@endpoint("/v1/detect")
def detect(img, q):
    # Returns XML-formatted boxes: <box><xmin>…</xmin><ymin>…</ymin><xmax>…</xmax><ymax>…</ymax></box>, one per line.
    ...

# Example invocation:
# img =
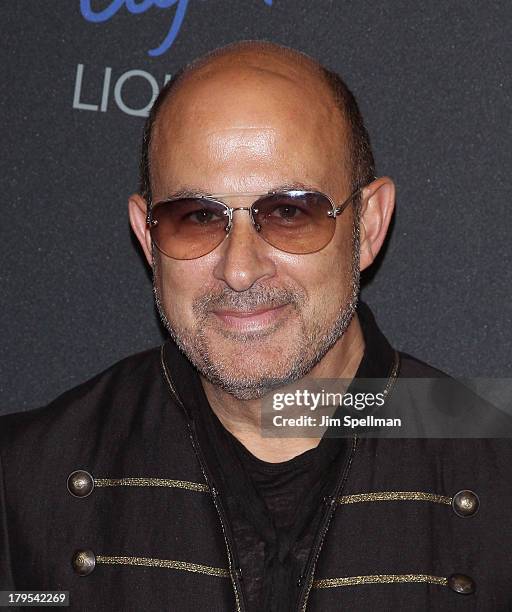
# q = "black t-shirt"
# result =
<box><xmin>206</xmin><ymin>409</ymin><xmax>347</xmax><ymax>611</ymax></box>
<box><xmin>229</xmin><ymin>432</ymin><xmax>338</xmax><ymax>534</ymax></box>
<box><xmin>228</xmin><ymin>427</ymin><xmax>346</xmax><ymax>610</ymax></box>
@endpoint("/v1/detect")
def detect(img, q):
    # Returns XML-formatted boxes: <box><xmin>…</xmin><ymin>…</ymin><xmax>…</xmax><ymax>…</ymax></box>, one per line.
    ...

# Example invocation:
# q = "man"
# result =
<box><xmin>1</xmin><ymin>41</ymin><xmax>511</xmax><ymax>611</ymax></box>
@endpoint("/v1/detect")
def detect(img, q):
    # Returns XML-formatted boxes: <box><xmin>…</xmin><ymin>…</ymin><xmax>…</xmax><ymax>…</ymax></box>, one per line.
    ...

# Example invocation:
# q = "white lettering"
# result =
<box><xmin>100</xmin><ymin>67</ymin><xmax>112</xmax><ymax>112</ymax></box>
<box><xmin>72</xmin><ymin>64</ymin><xmax>171</xmax><ymax>117</ymax></box>
<box><xmin>73</xmin><ymin>64</ymin><xmax>99</xmax><ymax>111</ymax></box>
<box><xmin>114</xmin><ymin>69</ymin><xmax>159</xmax><ymax>117</ymax></box>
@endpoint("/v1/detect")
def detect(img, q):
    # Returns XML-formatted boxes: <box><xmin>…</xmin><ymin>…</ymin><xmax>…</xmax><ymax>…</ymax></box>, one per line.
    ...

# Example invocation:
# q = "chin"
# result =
<box><xmin>200</xmin><ymin>362</ymin><xmax>301</xmax><ymax>401</ymax></box>
<box><xmin>195</xmin><ymin>336</ymin><xmax>319</xmax><ymax>400</ymax></box>
<box><xmin>206</xmin><ymin>339</ymin><xmax>294</xmax><ymax>375</ymax></box>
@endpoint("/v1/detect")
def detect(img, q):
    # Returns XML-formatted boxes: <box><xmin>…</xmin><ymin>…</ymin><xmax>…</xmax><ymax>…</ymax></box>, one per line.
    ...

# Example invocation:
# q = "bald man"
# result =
<box><xmin>2</xmin><ymin>41</ymin><xmax>512</xmax><ymax>611</ymax></box>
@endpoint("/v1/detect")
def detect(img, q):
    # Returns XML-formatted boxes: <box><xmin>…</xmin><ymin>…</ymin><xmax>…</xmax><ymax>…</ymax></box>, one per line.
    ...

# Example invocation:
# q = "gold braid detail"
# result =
<box><xmin>338</xmin><ymin>491</ymin><xmax>452</xmax><ymax>505</ymax></box>
<box><xmin>96</xmin><ymin>555</ymin><xmax>228</xmax><ymax>577</ymax></box>
<box><xmin>94</xmin><ymin>477</ymin><xmax>209</xmax><ymax>492</ymax></box>
<box><xmin>314</xmin><ymin>574</ymin><xmax>448</xmax><ymax>589</ymax></box>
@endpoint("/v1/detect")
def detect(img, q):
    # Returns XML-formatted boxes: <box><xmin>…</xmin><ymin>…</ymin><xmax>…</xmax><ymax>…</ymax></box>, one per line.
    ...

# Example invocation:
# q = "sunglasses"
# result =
<box><xmin>146</xmin><ymin>186</ymin><xmax>363</xmax><ymax>260</ymax></box>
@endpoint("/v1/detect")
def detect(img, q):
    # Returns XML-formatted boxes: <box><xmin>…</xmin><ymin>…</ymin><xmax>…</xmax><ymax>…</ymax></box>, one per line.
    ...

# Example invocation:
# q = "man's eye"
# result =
<box><xmin>185</xmin><ymin>209</ymin><xmax>217</xmax><ymax>224</ymax></box>
<box><xmin>271</xmin><ymin>205</ymin><xmax>303</xmax><ymax>219</ymax></box>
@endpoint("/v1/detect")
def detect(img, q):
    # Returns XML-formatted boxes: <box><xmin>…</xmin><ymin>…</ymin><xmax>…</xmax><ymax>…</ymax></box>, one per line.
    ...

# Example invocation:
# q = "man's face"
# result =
<box><xmin>148</xmin><ymin>57</ymin><xmax>360</xmax><ymax>399</ymax></box>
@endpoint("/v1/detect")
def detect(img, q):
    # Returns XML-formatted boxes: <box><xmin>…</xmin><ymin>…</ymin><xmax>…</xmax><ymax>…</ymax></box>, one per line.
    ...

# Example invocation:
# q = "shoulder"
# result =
<box><xmin>394</xmin><ymin>351</ymin><xmax>512</xmax><ymax>437</ymax></box>
<box><xmin>0</xmin><ymin>346</ymin><xmax>163</xmax><ymax>453</ymax></box>
<box><xmin>397</xmin><ymin>350</ymin><xmax>451</xmax><ymax>379</ymax></box>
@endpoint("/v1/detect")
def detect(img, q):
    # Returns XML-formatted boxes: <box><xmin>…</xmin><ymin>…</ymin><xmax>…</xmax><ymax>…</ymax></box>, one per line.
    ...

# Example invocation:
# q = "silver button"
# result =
<box><xmin>447</xmin><ymin>573</ymin><xmax>475</xmax><ymax>594</ymax></box>
<box><xmin>67</xmin><ymin>470</ymin><xmax>94</xmax><ymax>498</ymax></box>
<box><xmin>452</xmin><ymin>490</ymin><xmax>479</xmax><ymax>517</ymax></box>
<box><xmin>71</xmin><ymin>549</ymin><xmax>96</xmax><ymax>576</ymax></box>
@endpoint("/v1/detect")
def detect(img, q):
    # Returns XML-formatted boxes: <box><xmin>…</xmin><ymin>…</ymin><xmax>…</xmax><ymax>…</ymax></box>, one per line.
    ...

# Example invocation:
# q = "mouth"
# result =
<box><xmin>210</xmin><ymin>303</ymin><xmax>291</xmax><ymax>333</ymax></box>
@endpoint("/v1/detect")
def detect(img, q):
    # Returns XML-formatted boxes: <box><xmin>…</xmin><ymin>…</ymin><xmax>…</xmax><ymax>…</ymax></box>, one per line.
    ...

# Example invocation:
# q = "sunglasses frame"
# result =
<box><xmin>146</xmin><ymin>186</ymin><xmax>363</xmax><ymax>258</ymax></box>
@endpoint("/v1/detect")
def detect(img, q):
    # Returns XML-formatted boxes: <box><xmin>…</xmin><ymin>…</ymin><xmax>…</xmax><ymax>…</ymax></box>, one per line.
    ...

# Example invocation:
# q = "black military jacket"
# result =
<box><xmin>1</xmin><ymin>302</ymin><xmax>512</xmax><ymax>611</ymax></box>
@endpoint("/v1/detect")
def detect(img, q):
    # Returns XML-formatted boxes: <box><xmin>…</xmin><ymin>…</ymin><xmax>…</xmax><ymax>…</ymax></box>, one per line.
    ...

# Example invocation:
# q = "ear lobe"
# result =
<box><xmin>128</xmin><ymin>193</ymin><xmax>153</xmax><ymax>266</ymax></box>
<box><xmin>358</xmin><ymin>177</ymin><xmax>395</xmax><ymax>272</ymax></box>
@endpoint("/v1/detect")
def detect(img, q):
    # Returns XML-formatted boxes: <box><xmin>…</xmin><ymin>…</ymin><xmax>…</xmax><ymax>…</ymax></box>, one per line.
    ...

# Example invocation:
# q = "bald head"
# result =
<box><xmin>140</xmin><ymin>41</ymin><xmax>374</xmax><ymax>205</ymax></box>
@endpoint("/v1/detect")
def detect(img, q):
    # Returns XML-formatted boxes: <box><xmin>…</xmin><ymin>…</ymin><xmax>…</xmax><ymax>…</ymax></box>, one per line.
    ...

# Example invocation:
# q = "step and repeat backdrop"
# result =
<box><xmin>1</xmin><ymin>1</ymin><xmax>511</xmax><ymax>413</ymax></box>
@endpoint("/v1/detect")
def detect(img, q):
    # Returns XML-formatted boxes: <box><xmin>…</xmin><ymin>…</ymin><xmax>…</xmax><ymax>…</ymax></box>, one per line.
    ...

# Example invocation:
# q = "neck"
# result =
<box><xmin>200</xmin><ymin>314</ymin><xmax>365</xmax><ymax>463</ymax></box>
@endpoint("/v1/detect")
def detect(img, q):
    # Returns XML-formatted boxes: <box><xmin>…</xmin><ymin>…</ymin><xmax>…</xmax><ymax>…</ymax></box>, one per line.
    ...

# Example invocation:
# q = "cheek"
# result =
<box><xmin>283</xmin><ymin>250</ymin><xmax>355</xmax><ymax>312</ymax></box>
<box><xmin>156</xmin><ymin>256</ymin><xmax>216</xmax><ymax>324</ymax></box>
<box><xmin>292</xmin><ymin>226</ymin><xmax>356</xmax><ymax>312</ymax></box>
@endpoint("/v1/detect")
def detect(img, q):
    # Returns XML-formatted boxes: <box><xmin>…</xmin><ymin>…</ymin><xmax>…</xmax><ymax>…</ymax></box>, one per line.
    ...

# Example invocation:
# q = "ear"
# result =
<box><xmin>358</xmin><ymin>177</ymin><xmax>395</xmax><ymax>272</ymax></box>
<box><xmin>128</xmin><ymin>193</ymin><xmax>153</xmax><ymax>266</ymax></box>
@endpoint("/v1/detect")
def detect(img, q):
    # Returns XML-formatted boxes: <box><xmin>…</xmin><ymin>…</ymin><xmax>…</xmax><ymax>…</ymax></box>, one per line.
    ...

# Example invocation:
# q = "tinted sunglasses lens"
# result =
<box><xmin>253</xmin><ymin>192</ymin><xmax>335</xmax><ymax>254</ymax></box>
<box><xmin>151</xmin><ymin>198</ymin><xmax>228</xmax><ymax>259</ymax></box>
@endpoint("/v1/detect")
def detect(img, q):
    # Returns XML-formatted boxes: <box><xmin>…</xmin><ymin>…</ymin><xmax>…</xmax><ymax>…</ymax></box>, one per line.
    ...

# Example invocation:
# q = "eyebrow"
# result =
<box><xmin>159</xmin><ymin>181</ymin><xmax>323</xmax><ymax>200</ymax></box>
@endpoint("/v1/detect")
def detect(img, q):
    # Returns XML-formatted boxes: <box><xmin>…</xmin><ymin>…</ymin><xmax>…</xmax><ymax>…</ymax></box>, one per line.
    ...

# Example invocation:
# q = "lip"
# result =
<box><xmin>211</xmin><ymin>304</ymin><xmax>290</xmax><ymax>332</ymax></box>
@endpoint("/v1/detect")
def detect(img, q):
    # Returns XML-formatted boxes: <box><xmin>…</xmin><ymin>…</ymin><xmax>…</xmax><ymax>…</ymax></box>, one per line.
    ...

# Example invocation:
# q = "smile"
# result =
<box><xmin>211</xmin><ymin>303</ymin><xmax>290</xmax><ymax>333</ymax></box>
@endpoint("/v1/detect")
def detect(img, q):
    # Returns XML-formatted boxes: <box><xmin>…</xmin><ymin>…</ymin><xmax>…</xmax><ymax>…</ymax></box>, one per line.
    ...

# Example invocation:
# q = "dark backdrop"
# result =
<box><xmin>2</xmin><ymin>1</ymin><xmax>511</xmax><ymax>415</ymax></box>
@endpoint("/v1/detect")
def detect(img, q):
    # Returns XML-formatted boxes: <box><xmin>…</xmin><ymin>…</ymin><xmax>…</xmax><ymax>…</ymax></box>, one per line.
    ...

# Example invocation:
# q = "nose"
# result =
<box><xmin>212</xmin><ymin>207</ymin><xmax>276</xmax><ymax>292</ymax></box>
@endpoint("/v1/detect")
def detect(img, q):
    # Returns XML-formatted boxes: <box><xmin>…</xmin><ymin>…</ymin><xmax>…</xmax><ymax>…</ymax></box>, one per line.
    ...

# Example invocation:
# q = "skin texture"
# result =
<box><xmin>129</xmin><ymin>43</ymin><xmax>395</xmax><ymax>461</ymax></box>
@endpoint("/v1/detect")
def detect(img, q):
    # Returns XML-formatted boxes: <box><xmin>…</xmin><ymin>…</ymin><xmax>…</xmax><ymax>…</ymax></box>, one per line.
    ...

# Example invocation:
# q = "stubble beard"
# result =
<box><xmin>152</xmin><ymin>220</ymin><xmax>361</xmax><ymax>400</ymax></box>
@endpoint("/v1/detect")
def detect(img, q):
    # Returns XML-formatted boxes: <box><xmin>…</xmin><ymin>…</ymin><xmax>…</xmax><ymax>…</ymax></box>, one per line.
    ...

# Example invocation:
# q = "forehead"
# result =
<box><xmin>149</xmin><ymin>56</ymin><xmax>349</xmax><ymax>195</ymax></box>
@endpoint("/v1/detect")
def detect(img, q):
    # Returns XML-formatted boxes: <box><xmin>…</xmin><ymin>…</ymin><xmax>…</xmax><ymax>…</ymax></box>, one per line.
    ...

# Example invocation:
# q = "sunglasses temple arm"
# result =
<box><xmin>334</xmin><ymin>188</ymin><xmax>362</xmax><ymax>216</ymax></box>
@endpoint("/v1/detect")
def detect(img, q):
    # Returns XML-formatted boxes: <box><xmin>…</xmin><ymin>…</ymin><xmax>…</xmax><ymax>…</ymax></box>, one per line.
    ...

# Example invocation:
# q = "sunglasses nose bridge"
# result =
<box><xmin>225</xmin><ymin>205</ymin><xmax>261</xmax><ymax>234</ymax></box>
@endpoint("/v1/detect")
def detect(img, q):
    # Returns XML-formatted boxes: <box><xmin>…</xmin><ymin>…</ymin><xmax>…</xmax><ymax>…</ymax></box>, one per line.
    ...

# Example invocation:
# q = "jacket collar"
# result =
<box><xmin>353</xmin><ymin>300</ymin><xmax>397</xmax><ymax>379</ymax></box>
